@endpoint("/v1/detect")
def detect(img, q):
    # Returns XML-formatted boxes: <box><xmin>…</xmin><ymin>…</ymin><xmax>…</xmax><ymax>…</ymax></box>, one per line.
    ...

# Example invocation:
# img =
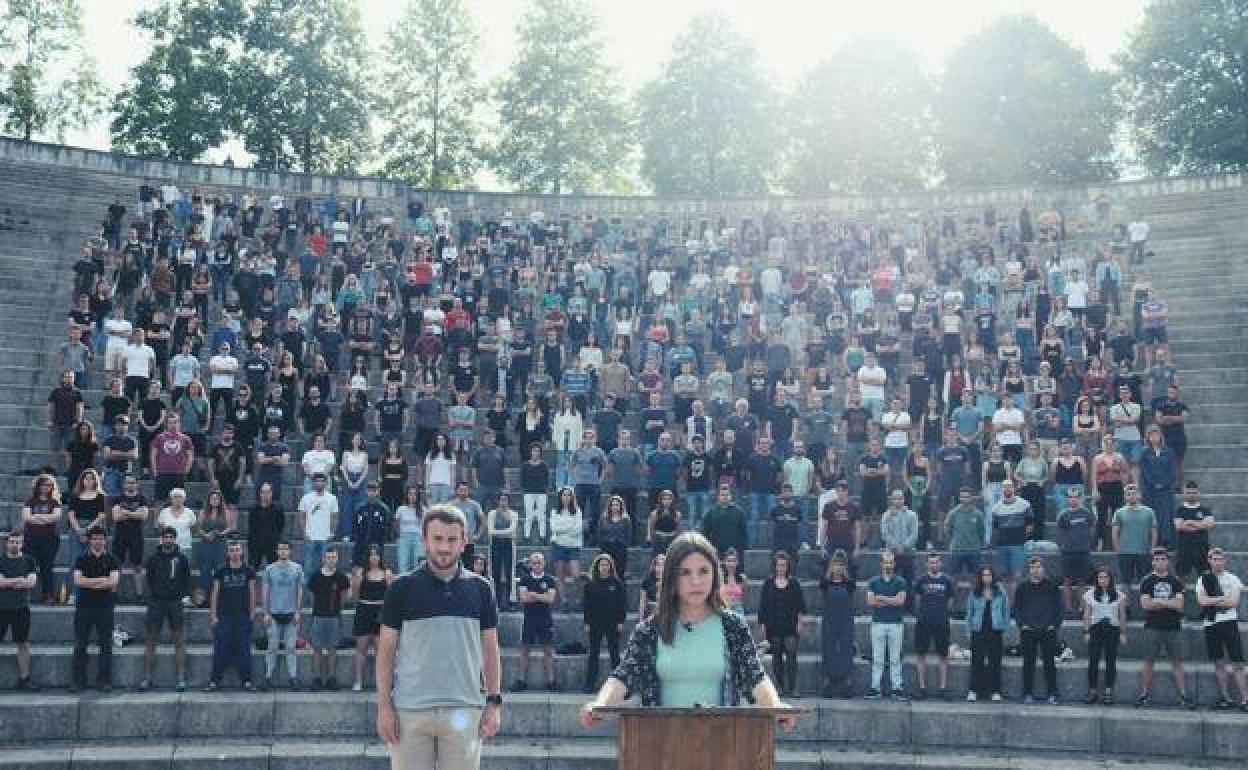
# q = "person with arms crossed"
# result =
<box><xmin>376</xmin><ymin>505</ymin><xmax>502</xmax><ymax>770</ymax></box>
<box><xmin>913</xmin><ymin>553</ymin><xmax>955</xmax><ymax>700</ymax></box>
<box><xmin>1136</xmin><ymin>548</ymin><xmax>1194</xmax><ymax>709</ymax></box>
<box><xmin>139</xmin><ymin>527</ymin><xmax>191</xmax><ymax>692</ymax></box>
<box><xmin>1196</xmin><ymin>548</ymin><xmax>1247</xmax><ymax>711</ymax></box>
<box><xmin>0</xmin><ymin>531</ymin><xmax>39</xmax><ymax>690</ymax></box>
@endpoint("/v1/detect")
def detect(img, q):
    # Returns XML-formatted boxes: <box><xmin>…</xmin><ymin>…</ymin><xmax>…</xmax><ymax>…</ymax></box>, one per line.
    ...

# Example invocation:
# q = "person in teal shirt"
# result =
<box><xmin>579</xmin><ymin>533</ymin><xmax>797</xmax><ymax>732</ymax></box>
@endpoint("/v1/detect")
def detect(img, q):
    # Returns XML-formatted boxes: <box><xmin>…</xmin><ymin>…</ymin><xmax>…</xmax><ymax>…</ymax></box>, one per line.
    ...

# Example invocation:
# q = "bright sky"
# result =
<box><xmin>73</xmin><ymin>0</ymin><xmax>1147</xmax><ymax>160</ymax></box>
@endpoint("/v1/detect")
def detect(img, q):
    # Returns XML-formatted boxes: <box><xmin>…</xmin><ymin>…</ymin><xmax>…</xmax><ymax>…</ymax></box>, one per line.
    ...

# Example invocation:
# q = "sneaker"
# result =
<box><xmin>966</xmin><ymin>692</ymin><xmax>978</xmax><ymax>702</ymax></box>
<box><xmin>288</xmin><ymin>679</ymin><xmax>300</xmax><ymax>692</ymax></box>
<box><xmin>546</xmin><ymin>680</ymin><xmax>559</xmax><ymax>693</ymax></box>
<box><xmin>258</xmin><ymin>679</ymin><xmax>272</xmax><ymax>693</ymax></box>
<box><xmin>990</xmin><ymin>693</ymin><xmax>1002</xmax><ymax>702</ymax></box>
<box><xmin>15</xmin><ymin>677</ymin><xmax>39</xmax><ymax>692</ymax></box>
<box><xmin>938</xmin><ymin>689</ymin><xmax>951</xmax><ymax>702</ymax></box>
<box><xmin>325</xmin><ymin>677</ymin><xmax>338</xmax><ymax>691</ymax></box>
<box><xmin>1084</xmin><ymin>690</ymin><xmax>1098</xmax><ymax>704</ymax></box>
<box><xmin>203</xmin><ymin>681</ymin><xmax>218</xmax><ymax>693</ymax></box>
<box><xmin>511</xmin><ymin>679</ymin><xmax>528</xmax><ymax>693</ymax></box>
<box><xmin>175</xmin><ymin>681</ymin><xmax>186</xmax><ymax>693</ymax></box>
<box><xmin>1101</xmin><ymin>689</ymin><xmax>1112</xmax><ymax>705</ymax></box>
<box><xmin>242</xmin><ymin>680</ymin><xmax>255</xmax><ymax>692</ymax></box>
<box><xmin>864</xmin><ymin>688</ymin><xmax>882</xmax><ymax>699</ymax></box>
<box><xmin>311</xmin><ymin>678</ymin><xmax>323</xmax><ymax>691</ymax></box>
<box><xmin>892</xmin><ymin>690</ymin><xmax>910</xmax><ymax>702</ymax></box>
<box><xmin>137</xmin><ymin>679</ymin><xmax>152</xmax><ymax>692</ymax></box>
<box><xmin>913</xmin><ymin>688</ymin><xmax>927</xmax><ymax>701</ymax></box>
<box><xmin>1179</xmin><ymin>695</ymin><xmax>1197</xmax><ymax>711</ymax></box>
<box><xmin>352</xmin><ymin>682</ymin><xmax>362</xmax><ymax>692</ymax></box>
<box><xmin>68</xmin><ymin>682</ymin><xmax>82</xmax><ymax>694</ymax></box>
<box><xmin>98</xmin><ymin>683</ymin><xmax>112</xmax><ymax>693</ymax></box>
<box><xmin>1240</xmin><ymin>702</ymin><xmax>1248</xmax><ymax>714</ymax></box>
<box><xmin>1214</xmin><ymin>697</ymin><xmax>1233</xmax><ymax>710</ymax></box>
<box><xmin>1134</xmin><ymin>694</ymin><xmax>1151</xmax><ymax>708</ymax></box>
<box><xmin>1047</xmin><ymin>694</ymin><xmax>1059</xmax><ymax>705</ymax></box>
<box><xmin>1022</xmin><ymin>695</ymin><xmax>1035</xmax><ymax>704</ymax></box>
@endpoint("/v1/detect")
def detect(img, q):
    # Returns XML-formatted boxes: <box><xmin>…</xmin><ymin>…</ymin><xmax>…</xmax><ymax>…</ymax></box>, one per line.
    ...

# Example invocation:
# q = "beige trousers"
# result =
<box><xmin>391</xmin><ymin>707</ymin><xmax>483</xmax><ymax>770</ymax></box>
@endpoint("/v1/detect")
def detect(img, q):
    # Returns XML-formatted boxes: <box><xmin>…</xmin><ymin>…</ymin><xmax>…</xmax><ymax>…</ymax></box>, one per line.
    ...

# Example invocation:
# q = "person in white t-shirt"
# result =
<box><xmin>991</xmin><ymin>399</ymin><xmax>1026</xmax><ymax>464</ymax></box>
<box><xmin>1127</xmin><ymin>220</ymin><xmax>1150</xmax><ymax>264</ymax></box>
<box><xmin>103</xmin><ymin>306</ymin><xmax>134</xmax><ymax>378</ymax></box>
<box><xmin>647</xmin><ymin>267</ymin><xmax>671</xmax><ymax>299</ymax></box>
<box><xmin>157</xmin><ymin>488</ymin><xmax>197</xmax><ymax>552</ymax></box>
<box><xmin>300</xmin><ymin>434</ymin><xmax>337</xmax><ymax>495</ymax></box>
<box><xmin>1195</xmin><ymin>548</ymin><xmax>1247</xmax><ymax>709</ymax></box>
<box><xmin>208</xmin><ymin>344</ymin><xmax>240</xmax><ymax>416</ymax></box>
<box><xmin>856</xmin><ymin>352</ymin><xmax>888</xmax><ymax>420</ymax></box>
<box><xmin>122</xmin><ymin>329</ymin><xmax>157</xmax><ymax>403</ymax></box>
<box><xmin>1065</xmin><ymin>270</ymin><xmax>1090</xmax><ymax>318</ymax></box>
<box><xmin>298</xmin><ymin>473</ymin><xmax>339</xmax><ymax>575</ymax></box>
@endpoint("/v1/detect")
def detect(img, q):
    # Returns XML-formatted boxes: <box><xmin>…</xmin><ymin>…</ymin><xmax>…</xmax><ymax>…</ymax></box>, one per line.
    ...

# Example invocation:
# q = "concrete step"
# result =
<box><xmin>17</xmin><ymin>605</ymin><xmax>1243</xmax><ymax>659</ymax></box>
<box><xmin>0</xmin><ymin>696</ymin><xmax>1244</xmax><ymax>767</ymax></box>
<box><xmin>0</xmin><ymin>645</ymin><xmax>1242</xmax><ymax>714</ymax></box>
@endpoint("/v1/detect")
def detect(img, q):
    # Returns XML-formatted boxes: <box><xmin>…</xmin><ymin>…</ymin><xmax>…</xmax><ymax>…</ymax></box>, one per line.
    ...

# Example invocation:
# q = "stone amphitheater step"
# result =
<box><xmin>15</xmin><ymin>605</ymin><xmax>1239</xmax><ymax>659</ymax></box>
<box><xmin>0</xmin><ymin>694</ymin><xmax>1244</xmax><ymax>767</ymax></box>
<box><xmin>0</xmin><ymin>646</ymin><xmax>1241</xmax><ymax>712</ymax></box>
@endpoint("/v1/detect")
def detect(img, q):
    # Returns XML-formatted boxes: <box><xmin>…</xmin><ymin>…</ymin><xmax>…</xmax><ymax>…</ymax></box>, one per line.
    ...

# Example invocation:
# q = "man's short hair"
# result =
<box><xmin>87</xmin><ymin>525</ymin><xmax>107</xmax><ymax>538</ymax></box>
<box><xmin>422</xmin><ymin>504</ymin><xmax>468</xmax><ymax>536</ymax></box>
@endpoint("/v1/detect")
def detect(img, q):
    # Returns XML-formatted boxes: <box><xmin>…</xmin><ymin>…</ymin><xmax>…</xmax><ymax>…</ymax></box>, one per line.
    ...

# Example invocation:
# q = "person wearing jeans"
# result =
<box><xmin>1082</xmin><ymin>566</ymin><xmax>1127</xmax><ymax>704</ymax></box>
<box><xmin>71</xmin><ymin>527</ymin><xmax>119</xmax><ymax>691</ymax></box>
<box><xmin>206</xmin><ymin>540</ymin><xmax>256</xmax><ymax>690</ymax></box>
<box><xmin>965</xmin><ymin>565</ymin><xmax>1010</xmax><ymax>701</ymax></box>
<box><xmin>1014</xmin><ymin>556</ymin><xmax>1062</xmax><ymax>703</ymax></box>
<box><xmin>261</xmin><ymin>542</ymin><xmax>304</xmax><ymax>690</ymax></box>
<box><xmin>865</xmin><ymin>551</ymin><xmax>908</xmax><ymax>699</ymax></box>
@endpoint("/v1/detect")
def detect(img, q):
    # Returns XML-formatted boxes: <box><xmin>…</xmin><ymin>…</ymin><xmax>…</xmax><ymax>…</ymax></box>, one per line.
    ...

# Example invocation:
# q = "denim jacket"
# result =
<box><xmin>965</xmin><ymin>588</ymin><xmax>1011</xmax><ymax>633</ymax></box>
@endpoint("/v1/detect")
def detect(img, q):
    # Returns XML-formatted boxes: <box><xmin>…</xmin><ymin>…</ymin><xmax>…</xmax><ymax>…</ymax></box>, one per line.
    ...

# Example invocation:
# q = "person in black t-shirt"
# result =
<box><xmin>1137</xmin><ymin>548</ymin><xmax>1193</xmax><ymax>708</ymax></box>
<box><xmin>515</xmin><ymin>551</ymin><xmax>558</xmax><ymax>692</ymax></box>
<box><xmin>1174</xmin><ymin>482</ymin><xmax>1215</xmax><ymax>579</ymax></box>
<box><xmin>0</xmin><ymin>531</ymin><xmax>39</xmax><ymax>690</ymax></box>
<box><xmin>308</xmin><ymin>548</ymin><xmax>351</xmax><ymax>690</ymax></box>
<box><xmin>208</xmin><ymin>424</ymin><xmax>248</xmax><ymax>506</ymax></box>
<box><xmin>206</xmin><ymin>540</ymin><xmax>257</xmax><ymax>691</ymax></box>
<box><xmin>858</xmin><ymin>440</ymin><xmax>890</xmax><ymax>521</ymax></box>
<box><xmin>71</xmin><ymin>526</ymin><xmax>120</xmax><ymax>691</ymax></box>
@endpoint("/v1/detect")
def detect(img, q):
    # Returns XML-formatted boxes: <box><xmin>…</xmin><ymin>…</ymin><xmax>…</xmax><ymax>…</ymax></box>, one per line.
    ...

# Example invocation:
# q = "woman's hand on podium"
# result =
<box><xmin>775</xmin><ymin>702</ymin><xmax>797</xmax><ymax>735</ymax></box>
<box><xmin>578</xmin><ymin>701</ymin><xmax>603</xmax><ymax>729</ymax></box>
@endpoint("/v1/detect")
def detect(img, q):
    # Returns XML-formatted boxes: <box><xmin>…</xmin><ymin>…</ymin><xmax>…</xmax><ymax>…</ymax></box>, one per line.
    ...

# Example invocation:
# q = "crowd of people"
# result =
<box><xmin>0</xmin><ymin>181</ymin><xmax>1243</xmax><ymax>712</ymax></box>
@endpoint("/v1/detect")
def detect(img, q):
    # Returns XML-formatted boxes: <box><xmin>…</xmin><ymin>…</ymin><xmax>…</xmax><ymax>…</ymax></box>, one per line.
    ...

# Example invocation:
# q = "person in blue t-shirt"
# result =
<box><xmin>866</xmin><ymin>551</ymin><xmax>909</xmax><ymax>699</ymax></box>
<box><xmin>645</xmin><ymin>432</ymin><xmax>682</xmax><ymax>510</ymax></box>
<box><xmin>913</xmin><ymin>553</ymin><xmax>956</xmax><ymax>700</ymax></box>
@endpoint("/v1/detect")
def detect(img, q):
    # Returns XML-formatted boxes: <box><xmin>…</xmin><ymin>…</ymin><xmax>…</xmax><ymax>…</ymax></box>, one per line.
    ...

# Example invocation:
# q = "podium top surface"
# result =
<box><xmin>595</xmin><ymin>705</ymin><xmax>812</xmax><ymax>716</ymax></box>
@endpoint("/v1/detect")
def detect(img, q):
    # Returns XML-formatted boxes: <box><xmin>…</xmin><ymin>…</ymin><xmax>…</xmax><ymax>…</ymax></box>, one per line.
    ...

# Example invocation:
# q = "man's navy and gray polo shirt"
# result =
<box><xmin>381</xmin><ymin>564</ymin><xmax>498</xmax><ymax>710</ymax></box>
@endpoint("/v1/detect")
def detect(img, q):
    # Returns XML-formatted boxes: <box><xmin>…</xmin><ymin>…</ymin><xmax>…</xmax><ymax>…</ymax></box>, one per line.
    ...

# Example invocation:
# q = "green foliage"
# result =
<box><xmin>637</xmin><ymin>12</ymin><xmax>777</xmax><ymax>196</ymax></box>
<box><xmin>111</xmin><ymin>0</ymin><xmax>249</xmax><ymax>160</ymax></box>
<box><xmin>785</xmin><ymin>41</ymin><xmax>931</xmax><ymax>194</ymax></box>
<box><xmin>238</xmin><ymin>0</ymin><xmax>372</xmax><ymax>174</ymax></box>
<box><xmin>112</xmin><ymin>0</ymin><xmax>371</xmax><ymax>171</ymax></box>
<box><xmin>377</xmin><ymin>0</ymin><xmax>482</xmax><ymax>188</ymax></box>
<box><xmin>1117</xmin><ymin>0</ymin><xmax>1248</xmax><ymax>175</ymax></box>
<box><xmin>493</xmin><ymin>0</ymin><xmax>631</xmax><ymax>194</ymax></box>
<box><xmin>934</xmin><ymin>15</ymin><xmax>1118</xmax><ymax>186</ymax></box>
<box><xmin>0</xmin><ymin>0</ymin><xmax>104</xmax><ymax>142</ymax></box>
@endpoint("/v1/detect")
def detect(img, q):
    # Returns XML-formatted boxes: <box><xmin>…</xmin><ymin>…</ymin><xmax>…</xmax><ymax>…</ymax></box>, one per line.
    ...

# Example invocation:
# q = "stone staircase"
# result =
<box><xmin>0</xmin><ymin>158</ymin><xmax>1246</xmax><ymax>768</ymax></box>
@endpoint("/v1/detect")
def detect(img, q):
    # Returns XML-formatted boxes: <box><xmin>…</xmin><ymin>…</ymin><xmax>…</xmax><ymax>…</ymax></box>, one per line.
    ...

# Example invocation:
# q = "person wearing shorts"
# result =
<box><xmin>514</xmin><ymin>552</ymin><xmax>558</xmax><ymax>692</ymax></box>
<box><xmin>139</xmin><ymin>527</ymin><xmax>190</xmax><ymax>691</ymax></box>
<box><xmin>1137</xmin><ymin>548</ymin><xmax>1194</xmax><ymax>708</ymax></box>
<box><xmin>913</xmin><ymin>554</ymin><xmax>955</xmax><ymax>699</ymax></box>
<box><xmin>1196</xmin><ymin>548</ymin><xmax>1247</xmax><ymax>710</ymax></box>
<box><xmin>0</xmin><ymin>531</ymin><xmax>38</xmax><ymax>690</ymax></box>
<box><xmin>307</xmin><ymin>547</ymin><xmax>349</xmax><ymax>691</ymax></box>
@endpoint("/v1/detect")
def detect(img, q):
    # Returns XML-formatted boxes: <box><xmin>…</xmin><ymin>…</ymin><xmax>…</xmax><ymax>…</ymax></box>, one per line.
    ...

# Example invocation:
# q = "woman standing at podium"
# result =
<box><xmin>579</xmin><ymin>533</ymin><xmax>795</xmax><ymax>731</ymax></box>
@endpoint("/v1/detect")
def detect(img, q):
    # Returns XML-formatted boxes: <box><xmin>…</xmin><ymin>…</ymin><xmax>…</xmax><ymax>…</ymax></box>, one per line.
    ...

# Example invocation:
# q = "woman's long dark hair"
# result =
<box><xmin>1092</xmin><ymin>566</ymin><xmax>1118</xmax><ymax>603</ymax></box>
<box><xmin>653</xmin><ymin>533</ymin><xmax>725</xmax><ymax>645</ymax></box>
<box><xmin>589</xmin><ymin>552</ymin><xmax>618</xmax><ymax>581</ymax></box>
<box><xmin>426</xmin><ymin>432</ymin><xmax>453</xmax><ymax>460</ymax></box>
<box><xmin>973</xmin><ymin>565</ymin><xmax>1001</xmax><ymax>597</ymax></box>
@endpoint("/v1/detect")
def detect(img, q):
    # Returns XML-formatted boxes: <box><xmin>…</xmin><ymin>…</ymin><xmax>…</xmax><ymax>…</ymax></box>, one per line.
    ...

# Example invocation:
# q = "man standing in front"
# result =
<box><xmin>865</xmin><ymin>551</ymin><xmax>908</xmax><ymax>700</ymax></box>
<box><xmin>0</xmin><ymin>531</ymin><xmax>39</xmax><ymax>690</ymax></box>
<box><xmin>1196</xmin><ymin>547</ymin><xmax>1248</xmax><ymax>711</ymax></box>
<box><xmin>1014</xmin><ymin>556</ymin><xmax>1062</xmax><ymax>704</ymax></box>
<box><xmin>377</xmin><ymin>505</ymin><xmax>502</xmax><ymax>769</ymax></box>
<box><xmin>1136</xmin><ymin>547</ymin><xmax>1194</xmax><ymax>709</ymax></box>
<box><xmin>72</xmin><ymin>526</ymin><xmax>119</xmax><ymax>692</ymax></box>
<box><xmin>913</xmin><ymin>552</ymin><xmax>955</xmax><ymax>701</ymax></box>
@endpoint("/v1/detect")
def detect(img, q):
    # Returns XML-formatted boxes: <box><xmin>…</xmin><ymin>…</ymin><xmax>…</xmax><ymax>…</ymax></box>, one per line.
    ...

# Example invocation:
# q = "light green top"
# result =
<box><xmin>655</xmin><ymin>613</ymin><xmax>727</xmax><ymax>707</ymax></box>
<box><xmin>1112</xmin><ymin>505</ymin><xmax>1157</xmax><ymax>555</ymax></box>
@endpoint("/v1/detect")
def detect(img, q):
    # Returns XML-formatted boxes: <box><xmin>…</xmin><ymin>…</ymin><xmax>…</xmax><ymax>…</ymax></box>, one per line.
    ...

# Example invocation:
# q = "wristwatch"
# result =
<box><xmin>485</xmin><ymin>693</ymin><xmax>503</xmax><ymax>706</ymax></box>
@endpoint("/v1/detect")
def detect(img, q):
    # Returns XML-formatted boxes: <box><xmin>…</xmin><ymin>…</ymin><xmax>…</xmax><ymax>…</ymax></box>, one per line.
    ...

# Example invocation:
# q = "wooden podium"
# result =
<box><xmin>597</xmin><ymin>706</ymin><xmax>801</xmax><ymax>770</ymax></box>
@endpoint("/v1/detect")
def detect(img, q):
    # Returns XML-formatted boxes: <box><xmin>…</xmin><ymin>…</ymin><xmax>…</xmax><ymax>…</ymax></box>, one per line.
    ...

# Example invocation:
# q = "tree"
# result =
<box><xmin>493</xmin><ymin>0</ymin><xmax>631</xmax><ymax>194</ymax></box>
<box><xmin>785</xmin><ymin>41</ymin><xmax>931</xmax><ymax>194</ymax></box>
<box><xmin>378</xmin><ymin>0</ymin><xmax>482</xmax><ymax>188</ymax></box>
<box><xmin>934</xmin><ymin>15</ymin><xmax>1117</xmax><ymax>186</ymax></box>
<box><xmin>111</xmin><ymin>0</ymin><xmax>246</xmax><ymax>160</ymax></box>
<box><xmin>637</xmin><ymin>13</ymin><xmax>776</xmax><ymax>196</ymax></box>
<box><xmin>1118</xmin><ymin>0</ymin><xmax>1248</xmax><ymax>175</ymax></box>
<box><xmin>237</xmin><ymin>0</ymin><xmax>373</xmax><ymax>174</ymax></box>
<box><xmin>0</xmin><ymin>0</ymin><xmax>104</xmax><ymax>142</ymax></box>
